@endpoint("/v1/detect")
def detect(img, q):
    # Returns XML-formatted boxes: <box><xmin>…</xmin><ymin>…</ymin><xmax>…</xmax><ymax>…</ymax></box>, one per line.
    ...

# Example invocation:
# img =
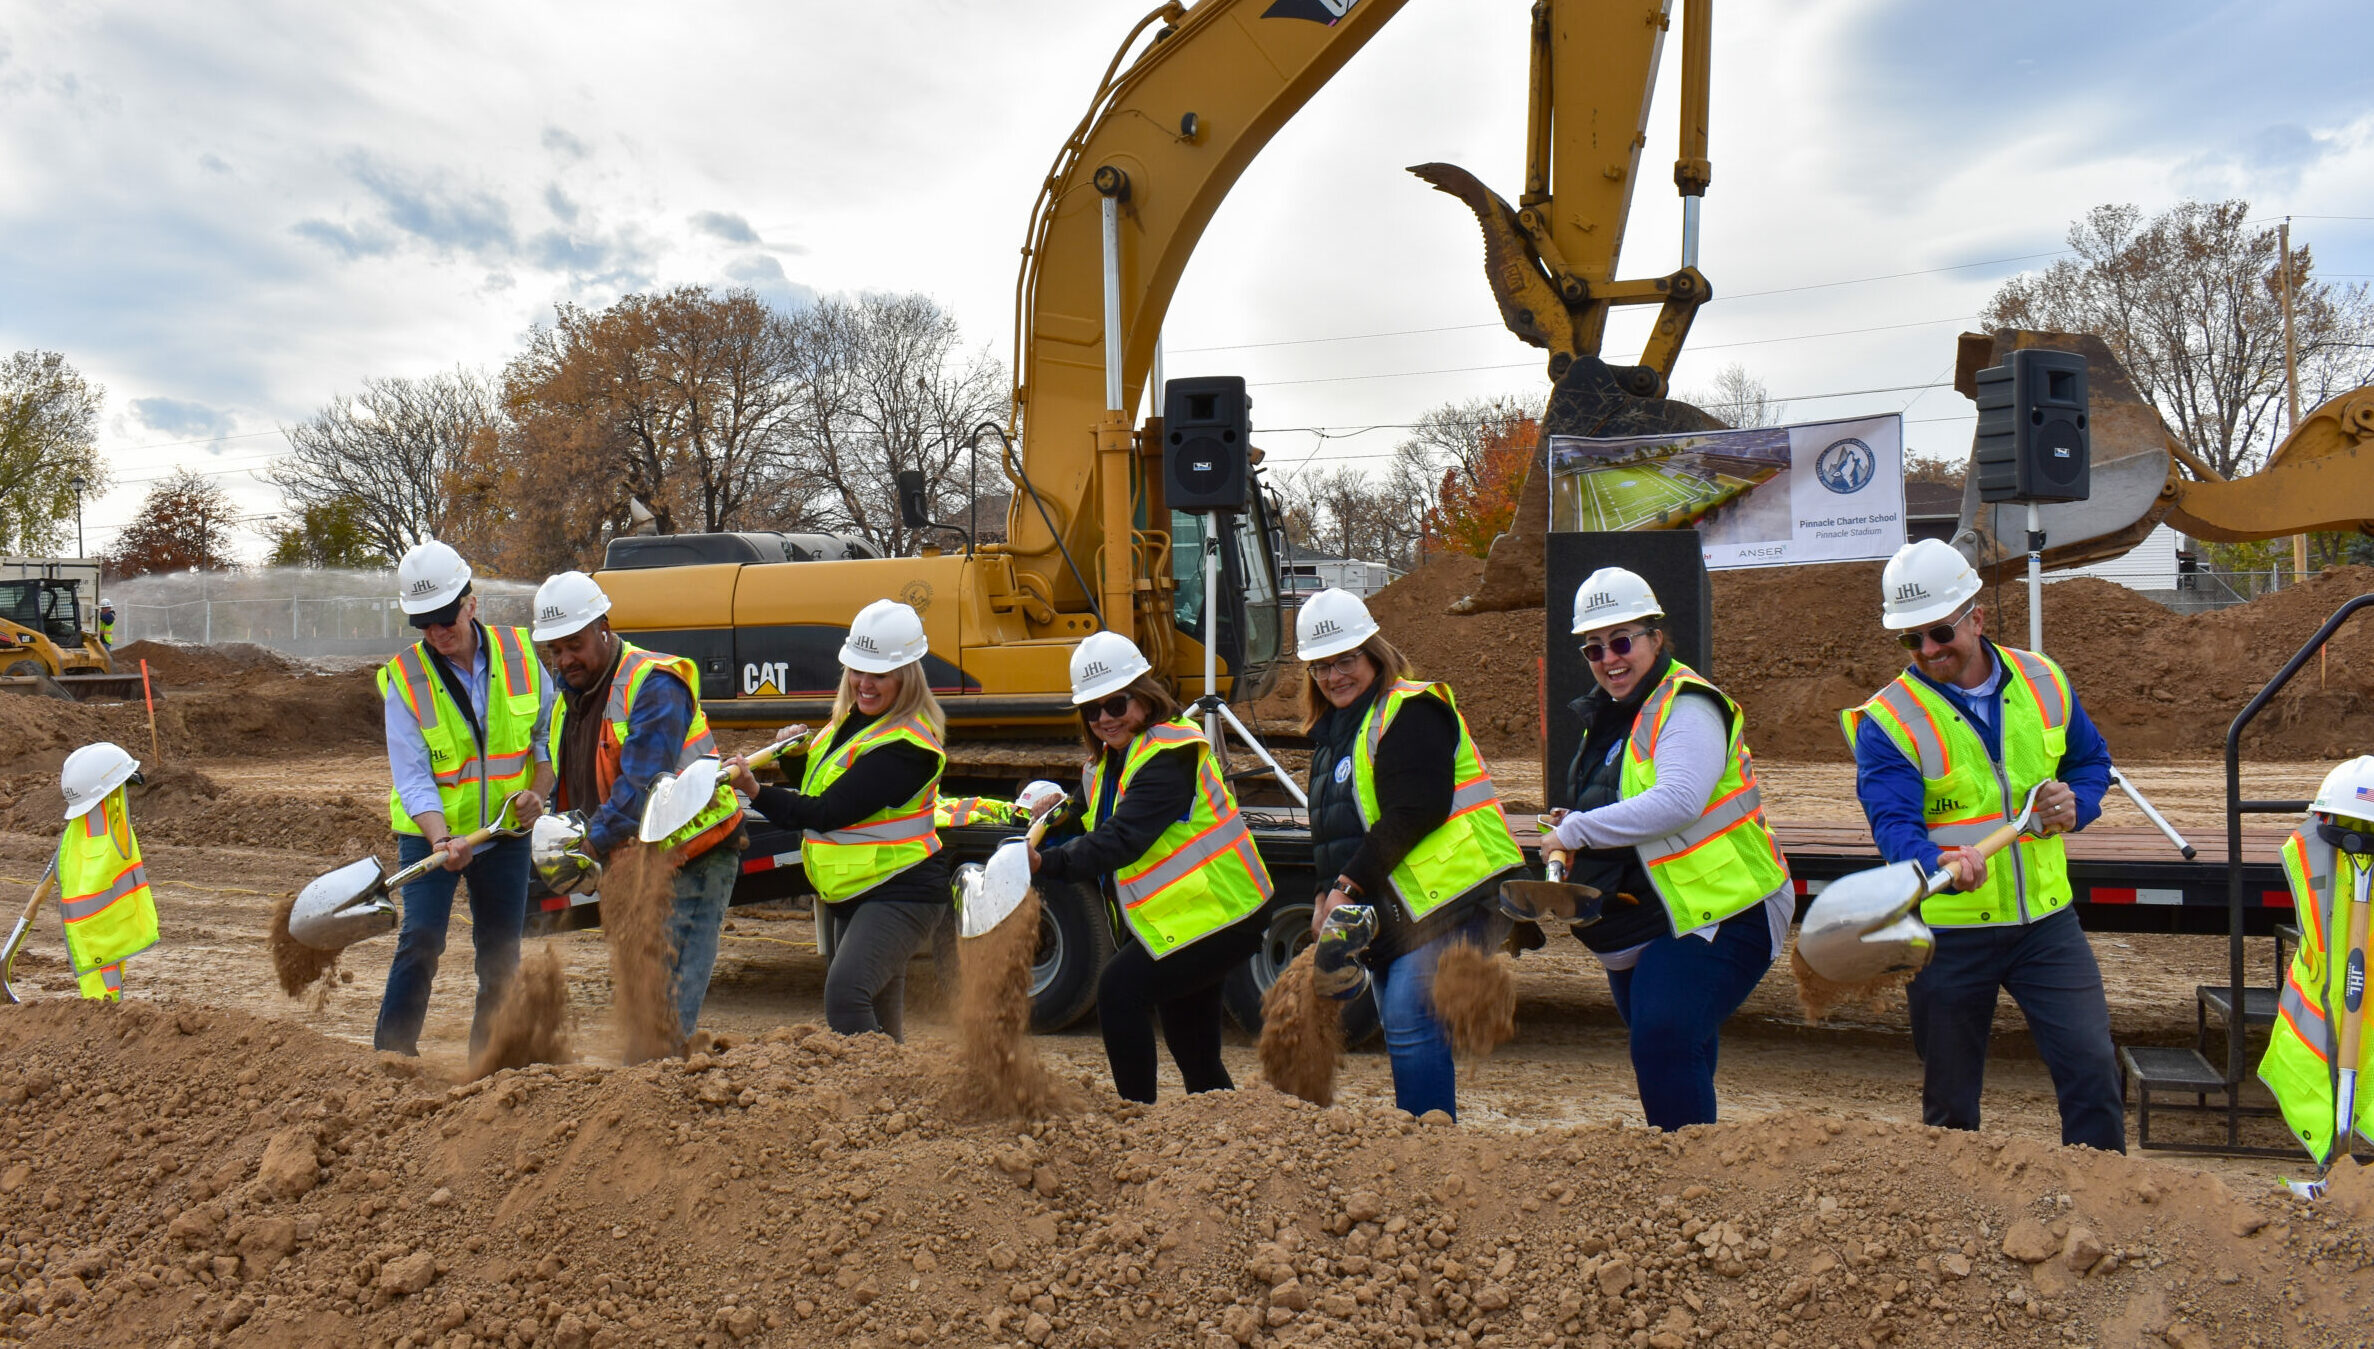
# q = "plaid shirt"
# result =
<box><xmin>581</xmin><ymin>668</ymin><xmax>695</xmax><ymax>857</ymax></box>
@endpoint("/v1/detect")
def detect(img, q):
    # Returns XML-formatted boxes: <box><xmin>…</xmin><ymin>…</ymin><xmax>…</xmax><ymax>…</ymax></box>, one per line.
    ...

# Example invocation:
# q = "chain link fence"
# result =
<box><xmin>107</xmin><ymin>569</ymin><xmax>538</xmax><ymax>658</ymax></box>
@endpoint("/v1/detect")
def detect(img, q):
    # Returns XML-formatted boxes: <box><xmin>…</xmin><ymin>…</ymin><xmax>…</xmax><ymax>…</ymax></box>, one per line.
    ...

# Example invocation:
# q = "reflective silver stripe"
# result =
<box><xmin>1643</xmin><ymin>783</ymin><xmax>1765</xmax><ymax>863</ymax></box>
<box><xmin>61</xmin><ymin>864</ymin><xmax>150</xmax><ymax>923</ymax></box>
<box><xmin>398</xmin><ymin>647</ymin><xmax>440</xmax><ymax>730</ymax></box>
<box><xmin>98</xmin><ymin>964</ymin><xmax>122</xmax><ymax>992</ymax></box>
<box><xmin>1119</xmin><ymin>813</ymin><xmax>1255</xmax><ymax>904</ymax></box>
<box><xmin>1928</xmin><ymin>818</ymin><xmax>2006</xmax><ymax>848</ymax></box>
<box><xmin>1449</xmin><ymin>775</ymin><xmax>1497</xmax><ymax>814</ymax></box>
<box><xmin>677</xmin><ymin>726</ymin><xmax>719</xmax><ymax>772</ymax></box>
<box><xmin>2003</xmin><ymin>648</ymin><xmax>2068</xmax><ymax>729</ymax></box>
<box><xmin>607</xmin><ymin>649</ymin><xmax>667</xmax><ymax>722</ymax></box>
<box><xmin>815</xmin><ymin>812</ymin><xmax>937</xmax><ymax>846</ymax></box>
<box><xmin>2281</xmin><ymin>979</ymin><xmax>2332</xmax><ymax>1052</ymax></box>
<box><xmin>1871</xmin><ymin>681</ymin><xmax>1946</xmax><ymax>779</ymax></box>
<box><xmin>1630</xmin><ymin>682</ymin><xmax>1675</xmax><ymax>760</ymax></box>
<box><xmin>495</xmin><ymin>627</ymin><xmax>533</xmax><ymax>698</ymax></box>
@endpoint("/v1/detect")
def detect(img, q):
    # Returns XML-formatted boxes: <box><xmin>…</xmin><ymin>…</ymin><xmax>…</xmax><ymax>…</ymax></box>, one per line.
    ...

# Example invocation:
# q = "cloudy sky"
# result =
<box><xmin>5</xmin><ymin>0</ymin><xmax>2371</xmax><ymax>562</ymax></box>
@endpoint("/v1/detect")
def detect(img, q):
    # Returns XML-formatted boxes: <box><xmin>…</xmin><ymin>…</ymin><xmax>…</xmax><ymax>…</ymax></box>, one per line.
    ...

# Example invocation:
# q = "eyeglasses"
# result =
<box><xmin>1306</xmin><ymin>651</ymin><xmax>1365</xmax><ymax>678</ymax></box>
<box><xmin>1081</xmin><ymin>693</ymin><xmax>1135</xmax><ymax>721</ymax></box>
<box><xmin>1897</xmin><ymin>607</ymin><xmax>1973</xmax><ymax>651</ymax></box>
<box><xmin>1580</xmin><ymin>631</ymin><xmax>1650</xmax><ymax>664</ymax></box>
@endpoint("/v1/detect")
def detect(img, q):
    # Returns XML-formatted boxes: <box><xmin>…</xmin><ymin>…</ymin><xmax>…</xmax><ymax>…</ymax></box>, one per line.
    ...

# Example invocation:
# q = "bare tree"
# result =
<box><xmin>1674</xmin><ymin>362</ymin><xmax>1787</xmax><ymax>429</ymax></box>
<box><xmin>0</xmin><ymin>351</ymin><xmax>106</xmax><ymax>556</ymax></box>
<box><xmin>1985</xmin><ymin>200</ymin><xmax>2374</xmax><ymax>479</ymax></box>
<box><xmin>788</xmin><ymin>293</ymin><xmax>1006</xmax><ymax>554</ymax></box>
<box><xmin>1381</xmin><ymin>393</ymin><xmax>1542</xmax><ymax>569</ymax></box>
<box><xmin>273</xmin><ymin>369</ymin><xmax>498</xmax><ymax>562</ymax></box>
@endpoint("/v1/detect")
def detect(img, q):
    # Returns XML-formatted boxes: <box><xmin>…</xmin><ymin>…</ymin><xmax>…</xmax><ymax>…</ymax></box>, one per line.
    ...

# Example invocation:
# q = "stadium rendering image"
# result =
<box><xmin>1548</xmin><ymin>427</ymin><xmax>1792</xmax><ymax>532</ymax></box>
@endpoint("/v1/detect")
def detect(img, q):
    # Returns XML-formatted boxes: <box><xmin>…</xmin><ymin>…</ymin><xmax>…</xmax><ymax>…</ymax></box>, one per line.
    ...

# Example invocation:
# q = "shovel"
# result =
<box><xmin>1501</xmin><ymin>814</ymin><xmax>1604</xmax><ymax>925</ymax></box>
<box><xmin>0</xmin><ymin>860</ymin><xmax>59</xmax><ymax>1005</ymax></box>
<box><xmin>956</xmin><ymin>791</ymin><xmax>1075</xmax><ymax>940</ymax></box>
<box><xmin>639</xmin><ymin>728</ymin><xmax>812</xmax><ymax>845</ymax></box>
<box><xmin>1797</xmin><ymin>782</ymin><xmax>2048</xmax><ymax>984</ymax></box>
<box><xmin>286</xmin><ymin>792</ymin><xmax>538</xmax><ymax>952</ymax></box>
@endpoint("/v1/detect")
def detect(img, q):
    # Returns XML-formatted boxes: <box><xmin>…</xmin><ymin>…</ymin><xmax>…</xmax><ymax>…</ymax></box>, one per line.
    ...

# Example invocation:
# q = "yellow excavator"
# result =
<box><xmin>0</xmin><ymin>559</ymin><xmax>142</xmax><ymax>702</ymax></box>
<box><xmin>598</xmin><ymin>0</ymin><xmax>1723</xmax><ymax>729</ymax></box>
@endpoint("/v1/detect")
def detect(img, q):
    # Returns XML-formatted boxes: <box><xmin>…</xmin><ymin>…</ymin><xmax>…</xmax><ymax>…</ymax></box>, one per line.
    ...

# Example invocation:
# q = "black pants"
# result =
<box><xmin>1097</xmin><ymin>917</ymin><xmax>1263</xmax><ymax>1104</ymax></box>
<box><xmin>820</xmin><ymin>898</ymin><xmax>943</xmax><ymax>1041</ymax></box>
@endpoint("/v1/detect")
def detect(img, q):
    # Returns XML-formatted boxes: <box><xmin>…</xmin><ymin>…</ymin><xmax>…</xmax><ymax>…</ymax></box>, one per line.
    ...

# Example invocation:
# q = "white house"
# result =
<box><xmin>2042</xmin><ymin>521</ymin><xmax>2179</xmax><ymax>590</ymax></box>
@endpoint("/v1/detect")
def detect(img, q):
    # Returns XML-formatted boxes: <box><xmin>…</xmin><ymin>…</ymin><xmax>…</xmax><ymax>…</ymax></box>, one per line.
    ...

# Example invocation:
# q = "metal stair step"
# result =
<box><xmin>2122</xmin><ymin>1045</ymin><xmax>2229</xmax><ymax>1093</ymax></box>
<box><xmin>2196</xmin><ymin>984</ymin><xmax>2278</xmax><ymax>1027</ymax></box>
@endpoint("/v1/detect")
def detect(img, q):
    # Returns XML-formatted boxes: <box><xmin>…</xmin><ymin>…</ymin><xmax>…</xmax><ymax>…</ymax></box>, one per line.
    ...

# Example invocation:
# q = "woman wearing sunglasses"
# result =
<box><xmin>1545</xmin><ymin>566</ymin><xmax>1791</xmax><ymax>1131</ymax></box>
<box><xmin>1299</xmin><ymin>588</ymin><xmax>1525</xmax><ymax>1121</ymax></box>
<box><xmin>1029</xmin><ymin>632</ymin><xmax>1275</xmax><ymax>1103</ymax></box>
<box><xmin>721</xmin><ymin>599</ymin><xmax>947</xmax><ymax>1041</ymax></box>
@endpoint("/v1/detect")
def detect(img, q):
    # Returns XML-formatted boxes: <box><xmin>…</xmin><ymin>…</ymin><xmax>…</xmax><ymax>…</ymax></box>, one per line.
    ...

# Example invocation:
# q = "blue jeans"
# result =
<box><xmin>1372</xmin><ymin>911</ymin><xmax>1500</xmax><ymax>1120</ymax></box>
<box><xmin>1605</xmin><ymin>905</ymin><xmax>1774</xmax><ymax>1130</ymax></box>
<box><xmin>668</xmin><ymin>841</ymin><xmax>744</xmax><ymax>1039</ymax></box>
<box><xmin>1906</xmin><ymin>905</ymin><xmax>2126</xmax><ymax>1152</ymax></box>
<box><xmin>374</xmin><ymin>833</ymin><xmax>529</xmax><ymax>1057</ymax></box>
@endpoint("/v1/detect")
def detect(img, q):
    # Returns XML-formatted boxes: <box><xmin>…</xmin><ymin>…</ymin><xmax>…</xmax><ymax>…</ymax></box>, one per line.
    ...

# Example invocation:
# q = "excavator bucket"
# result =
<box><xmin>1949</xmin><ymin>330</ymin><xmax>2179</xmax><ymax>581</ymax></box>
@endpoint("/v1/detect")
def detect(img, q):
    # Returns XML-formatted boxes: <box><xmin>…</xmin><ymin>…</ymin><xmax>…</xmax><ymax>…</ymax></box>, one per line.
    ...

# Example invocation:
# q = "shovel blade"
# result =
<box><xmin>1</xmin><ymin>916</ymin><xmax>31</xmax><ymax>1004</ymax></box>
<box><xmin>960</xmin><ymin>839</ymin><xmax>1035</xmax><ymax>939</ymax></box>
<box><xmin>287</xmin><ymin>857</ymin><xmax>400</xmax><ymax>951</ymax></box>
<box><xmin>640</xmin><ymin>756</ymin><xmax>724</xmax><ymax>844</ymax></box>
<box><xmin>1498</xmin><ymin>879</ymin><xmax>1603</xmax><ymax>925</ymax></box>
<box><xmin>1797</xmin><ymin>861</ymin><xmax>1934</xmax><ymax>983</ymax></box>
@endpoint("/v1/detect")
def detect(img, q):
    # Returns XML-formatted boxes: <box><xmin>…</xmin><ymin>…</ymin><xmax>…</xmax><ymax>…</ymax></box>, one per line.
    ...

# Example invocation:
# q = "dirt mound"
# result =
<box><xmin>110</xmin><ymin>640</ymin><xmax>296</xmax><ymax>687</ymax></box>
<box><xmin>0</xmin><ymin>665</ymin><xmax>382</xmax><ymax>780</ymax></box>
<box><xmin>1363</xmin><ymin>553</ymin><xmax>2374</xmax><ymax>764</ymax></box>
<box><xmin>0</xmin><ymin>996</ymin><xmax>2357</xmax><ymax>1348</ymax></box>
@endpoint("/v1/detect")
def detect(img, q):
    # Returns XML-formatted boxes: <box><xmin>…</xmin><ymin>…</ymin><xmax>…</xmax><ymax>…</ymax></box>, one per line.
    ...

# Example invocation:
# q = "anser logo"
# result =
<box><xmin>1264</xmin><ymin>0</ymin><xmax>1357</xmax><ymax>22</ymax></box>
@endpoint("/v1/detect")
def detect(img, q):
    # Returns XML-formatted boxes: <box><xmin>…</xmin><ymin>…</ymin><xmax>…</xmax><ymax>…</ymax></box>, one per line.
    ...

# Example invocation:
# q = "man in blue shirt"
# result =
<box><xmin>1848</xmin><ymin>539</ymin><xmax>2124</xmax><ymax>1152</ymax></box>
<box><xmin>377</xmin><ymin>542</ymin><xmax>556</xmax><ymax>1057</ymax></box>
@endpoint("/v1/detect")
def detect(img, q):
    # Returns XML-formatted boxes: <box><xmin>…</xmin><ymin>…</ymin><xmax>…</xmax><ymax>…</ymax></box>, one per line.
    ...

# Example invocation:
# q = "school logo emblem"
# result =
<box><xmin>1815</xmin><ymin>438</ymin><xmax>1875</xmax><ymax>495</ymax></box>
<box><xmin>1333</xmin><ymin>757</ymin><xmax>1352</xmax><ymax>784</ymax></box>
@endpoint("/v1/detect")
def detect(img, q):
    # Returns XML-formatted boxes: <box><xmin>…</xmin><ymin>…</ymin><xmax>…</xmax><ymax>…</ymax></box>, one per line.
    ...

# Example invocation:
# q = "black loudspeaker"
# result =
<box><xmin>1973</xmin><ymin>348</ymin><xmax>2090</xmax><ymax>503</ymax></box>
<box><xmin>1163</xmin><ymin>376</ymin><xmax>1251</xmax><ymax>514</ymax></box>
<box><xmin>1542</xmin><ymin>531</ymin><xmax>1712</xmax><ymax>808</ymax></box>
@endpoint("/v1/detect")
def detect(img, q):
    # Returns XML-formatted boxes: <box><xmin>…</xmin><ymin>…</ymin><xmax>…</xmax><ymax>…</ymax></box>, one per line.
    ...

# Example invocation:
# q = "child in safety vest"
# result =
<box><xmin>52</xmin><ymin>742</ymin><xmax>159</xmax><ymax>1000</ymax></box>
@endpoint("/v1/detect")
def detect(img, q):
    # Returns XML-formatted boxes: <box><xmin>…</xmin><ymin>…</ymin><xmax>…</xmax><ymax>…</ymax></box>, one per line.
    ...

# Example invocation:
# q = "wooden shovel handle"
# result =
<box><xmin>2337</xmin><ymin>863</ymin><xmax>2373</xmax><ymax>1087</ymax></box>
<box><xmin>1967</xmin><ymin>819</ymin><xmax>2023</xmax><ymax>862</ymax></box>
<box><xmin>1542</xmin><ymin>846</ymin><xmax>1573</xmax><ymax>882</ymax></box>
<box><xmin>15</xmin><ymin>862</ymin><xmax>57</xmax><ymax>924</ymax></box>
<box><xmin>1024</xmin><ymin>813</ymin><xmax>1057</xmax><ymax>848</ymax></box>
<box><xmin>746</xmin><ymin>730</ymin><xmax>811</xmax><ymax>772</ymax></box>
<box><xmin>385</xmin><ymin>822</ymin><xmax>504</xmax><ymax>889</ymax></box>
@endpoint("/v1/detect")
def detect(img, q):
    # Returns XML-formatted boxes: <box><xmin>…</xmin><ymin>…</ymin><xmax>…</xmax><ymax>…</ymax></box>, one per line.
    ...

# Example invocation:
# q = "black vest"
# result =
<box><xmin>1561</xmin><ymin>654</ymin><xmax>1674</xmax><ymax>952</ymax></box>
<box><xmin>1306</xmin><ymin>686</ymin><xmax>1377</xmax><ymax>885</ymax></box>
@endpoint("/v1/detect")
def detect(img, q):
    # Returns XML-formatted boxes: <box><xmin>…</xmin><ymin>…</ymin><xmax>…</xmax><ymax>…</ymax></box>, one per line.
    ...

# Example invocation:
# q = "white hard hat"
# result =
<box><xmin>531</xmin><ymin>571</ymin><xmax>613</xmax><ymax>641</ymax></box>
<box><xmin>2311</xmin><ymin>755</ymin><xmax>2374</xmax><ymax>824</ymax></box>
<box><xmin>397</xmin><ymin>541</ymin><xmax>473</xmax><ymax>616</ymax></box>
<box><xmin>841</xmin><ymin>599</ymin><xmax>929</xmax><ymax>674</ymax></box>
<box><xmin>62</xmin><ymin>742</ymin><xmax>140</xmax><ymax>820</ymax></box>
<box><xmin>1296</xmin><ymin>588</ymin><xmax>1380</xmax><ymax>661</ymax></box>
<box><xmin>1571</xmin><ymin>567</ymin><xmax>1663</xmax><ymax>635</ymax></box>
<box><xmin>1070</xmin><ymin>631</ymin><xmax>1152</xmax><ymax>704</ymax></box>
<box><xmin>1880</xmin><ymin>538</ymin><xmax>1982</xmax><ymax>631</ymax></box>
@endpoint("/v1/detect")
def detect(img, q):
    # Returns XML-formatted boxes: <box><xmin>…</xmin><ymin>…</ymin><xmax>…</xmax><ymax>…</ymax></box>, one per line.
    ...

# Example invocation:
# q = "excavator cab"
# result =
<box><xmin>1167</xmin><ymin>489</ymin><xmax>1285</xmax><ymax>703</ymax></box>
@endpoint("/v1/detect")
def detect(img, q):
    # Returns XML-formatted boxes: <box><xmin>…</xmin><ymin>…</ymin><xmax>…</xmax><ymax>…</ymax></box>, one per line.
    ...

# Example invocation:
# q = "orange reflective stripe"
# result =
<box><xmin>60</xmin><ymin>858</ymin><xmax>151</xmax><ymax>923</ymax></box>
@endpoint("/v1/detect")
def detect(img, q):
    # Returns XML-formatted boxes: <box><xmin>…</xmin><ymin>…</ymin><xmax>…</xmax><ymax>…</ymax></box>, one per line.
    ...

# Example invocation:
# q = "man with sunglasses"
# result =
<box><xmin>1843</xmin><ymin>538</ymin><xmax>2121</xmax><ymax>1151</ymax></box>
<box><xmin>375</xmin><ymin>541</ymin><xmax>556</xmax><ymax>1058</ymax></box>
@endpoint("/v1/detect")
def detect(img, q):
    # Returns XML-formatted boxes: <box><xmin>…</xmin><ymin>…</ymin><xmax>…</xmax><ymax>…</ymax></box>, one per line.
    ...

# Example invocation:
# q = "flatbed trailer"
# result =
<box><xmin>528</xmin><ymin>808</ymin><xmax>2295</xmax><ymax>1033</ymax></box>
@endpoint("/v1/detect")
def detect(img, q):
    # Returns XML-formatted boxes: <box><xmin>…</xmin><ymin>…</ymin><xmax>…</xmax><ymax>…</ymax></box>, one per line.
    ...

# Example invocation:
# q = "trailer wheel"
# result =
<box><xmin>931</xmin><ymin>877</ymin><xmax>1113</xmax><ymax>1033</ymax></box>
<box><xmin>1221</xmin><ymin>899</ymin><xmax>1381</xmax><ymax>1046</ymax></box>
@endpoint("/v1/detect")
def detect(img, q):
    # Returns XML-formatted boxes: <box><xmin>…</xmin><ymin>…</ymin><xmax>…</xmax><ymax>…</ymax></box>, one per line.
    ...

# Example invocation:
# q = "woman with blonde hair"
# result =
<box><xmin>1299</xmin><ymin>588</ymin><xmax>1524</xmax><ymax>1119</ymax></box>
<box><xmin>725</xmin><ymin>599</ymin><xmax>948</xmax><ymax>1039</ymax></box>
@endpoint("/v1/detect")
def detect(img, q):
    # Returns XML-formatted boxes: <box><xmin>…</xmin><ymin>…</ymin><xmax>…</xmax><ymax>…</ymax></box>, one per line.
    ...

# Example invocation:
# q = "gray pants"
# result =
<box><xmin>820</xmin><ymin>900</ymin><xmax>944</xmax><ymax>1040</ymax></box>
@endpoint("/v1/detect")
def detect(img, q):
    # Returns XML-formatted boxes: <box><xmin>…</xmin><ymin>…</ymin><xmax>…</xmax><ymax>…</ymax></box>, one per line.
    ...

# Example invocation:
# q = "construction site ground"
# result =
<box><xmin>2</xmin><ymin>559</ymin><xmax>2372</xmax><ymax>1347</ymax></box>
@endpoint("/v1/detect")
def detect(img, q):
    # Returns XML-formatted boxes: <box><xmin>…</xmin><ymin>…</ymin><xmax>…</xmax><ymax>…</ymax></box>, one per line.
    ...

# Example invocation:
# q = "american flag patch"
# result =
<box><xmin>2359</xmin><ymin>784</ymin><xmax>2374</xmax><ymax>802</ymax></box>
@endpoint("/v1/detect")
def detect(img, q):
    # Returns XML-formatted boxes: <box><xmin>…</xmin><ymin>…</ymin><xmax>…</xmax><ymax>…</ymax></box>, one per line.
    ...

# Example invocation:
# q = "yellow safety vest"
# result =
<box><xmin>1082</xmin><ymin>716</ymin><xmax>1273</xmax><ymax>958</ymax></box>
<box><xmin>797</xmin><ymin>713</ymin><xmax>945</xmax><ymax>904</ymax></box>
<box><xmin>2259</xmin><ymin>827</ymin><xmax>2374</xmax><ymax>1165</ymax></box>
<box><xmin>1350</xmin><ymin>680</ymin><xmax>1524</xmax><ymax>924</ymax></box>
<box><xmin>936</xmin><ymin>796</ymin><xmax>1021</xmax><ymax>829</ymax></box>
<box><xmin>57</xmin><ymin>789</ymin><xmax>158</xmax><ymax>1001</ymax></box>
<box><xmin>378</xmin><ymin>625</ymin><xmax>546</xmax><ymax>836</ymax></box>
<box><xmin>1839</xmin><ymin>645</ymin><xmax>2074</xmax><ymax>927</ymax></box>
<box><xmin>1616</xmin><ymin>663</ymin><xmax>1790</xmax><ymax>932</ymax></box>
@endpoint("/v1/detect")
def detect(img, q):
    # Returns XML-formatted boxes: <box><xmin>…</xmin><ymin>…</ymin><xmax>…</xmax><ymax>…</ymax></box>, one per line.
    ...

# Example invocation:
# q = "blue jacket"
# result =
<box><xmin>1853</xmin><ymin>640</ymin><xmax>2112</xmax><ymax>878</ymax></box>
<box><xmin>582</xmin><ymin>670</ymin><xmax>696</xmax><ymax>857</ymax></box>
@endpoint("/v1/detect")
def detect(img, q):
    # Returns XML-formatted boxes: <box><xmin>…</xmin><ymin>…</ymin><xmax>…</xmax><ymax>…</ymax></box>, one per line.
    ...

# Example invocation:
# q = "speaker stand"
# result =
<box><xmin>1193</xmin><ymin>521</ymin><xmax>1307</xmax><ymax>808</ymax></box>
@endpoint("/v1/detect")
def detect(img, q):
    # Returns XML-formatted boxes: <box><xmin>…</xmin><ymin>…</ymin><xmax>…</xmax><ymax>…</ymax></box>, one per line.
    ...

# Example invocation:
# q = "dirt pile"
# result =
<box><xmin>109</xmin><ymin>641</ymin><xmax>298</xmax><ymax>686</ymax></box>
<box><xmin>1363</xmin><ymin>554</ymin><xmax>2374</xmax><ymax>763</ymax></box>
<box><xmin>2</xmin><ymin>996</ymin><xmax>2364</xmax><ymax>1348</ymax></box>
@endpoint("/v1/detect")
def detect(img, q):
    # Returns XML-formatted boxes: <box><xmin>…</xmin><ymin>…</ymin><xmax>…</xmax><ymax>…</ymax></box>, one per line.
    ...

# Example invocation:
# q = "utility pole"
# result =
<box><xmin>2279</xmin><ymin>218</ymin><xmax>2307</xmax><ymax>586</ymax></box>
<box><xmin>70</xmin><ymin>475</ymin><xmax>86</xmax><ymax>558</ymax></box>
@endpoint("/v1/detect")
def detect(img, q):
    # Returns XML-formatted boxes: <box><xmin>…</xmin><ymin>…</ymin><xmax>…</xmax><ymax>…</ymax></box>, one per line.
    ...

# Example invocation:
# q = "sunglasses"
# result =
<box><xmin>1306</xmin><ymin>651</ymin><xmax>1365</xmax><ymax>678</ymax></box>
<box><xmin>1580</xmin><ymin>631</ymin><xmax>1651</xmax><ymax>664</ymax></box>
<box><xmin>1897</xmin><ymin>608</ymin><xmax>1973</xmax><ymax>651</ymax></box>
<box><xmin>1081</xmin><ymin>693</ymin><xmax>1135</xmax><ymax>721</ymax></box>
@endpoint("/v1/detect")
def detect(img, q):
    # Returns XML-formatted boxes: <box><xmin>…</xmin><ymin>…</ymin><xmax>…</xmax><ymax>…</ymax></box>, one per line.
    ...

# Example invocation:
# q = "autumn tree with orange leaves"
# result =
<box><xmin>1423</xmin><ymin>406</ymin><xmax>1538</xmax><ymax>559</ymax></box>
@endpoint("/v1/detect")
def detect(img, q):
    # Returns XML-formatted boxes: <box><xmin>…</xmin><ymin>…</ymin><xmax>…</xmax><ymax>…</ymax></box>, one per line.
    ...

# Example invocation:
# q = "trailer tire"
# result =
<box><xmin>931</xmin><ymin>877</ymin><xmax>1113</xmax><ymax>1034</ymax></box>
<box><xmin>1221</xmin><ymin>899</ymin><xmax>1381</xmax><ymax>1047</ymax></box>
